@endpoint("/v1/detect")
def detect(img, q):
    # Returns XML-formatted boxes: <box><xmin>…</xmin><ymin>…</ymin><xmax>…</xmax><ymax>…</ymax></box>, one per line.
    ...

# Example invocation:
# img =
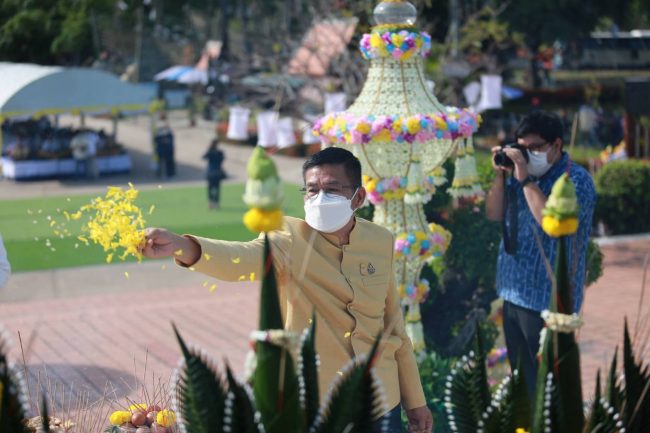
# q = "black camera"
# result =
<box><xmin>494</xmin><ymin>143</ymin><xmax>529</xmax><ymax>168</ymax></box>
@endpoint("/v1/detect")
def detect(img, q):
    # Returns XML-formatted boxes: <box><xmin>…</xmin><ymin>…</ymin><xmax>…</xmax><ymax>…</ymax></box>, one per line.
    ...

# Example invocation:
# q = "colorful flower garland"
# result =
<box><xmin>313</xmin><ymin>111</ymin><xmax>480</xmax><ymax>146</ymax></box>
<box><xmin>360</xmin><ymin>30</ymin><xmax>432</xmax><ymax>61</ymax></box>
<box><xmin>394</xmin><ymin>223</ymin><xmax>451</xmax><ymax>260</ymax></box>
<box><xmin>399</xmin><ymin>279</ymin><xmax>430</xmax><ymax>304</ymax></box>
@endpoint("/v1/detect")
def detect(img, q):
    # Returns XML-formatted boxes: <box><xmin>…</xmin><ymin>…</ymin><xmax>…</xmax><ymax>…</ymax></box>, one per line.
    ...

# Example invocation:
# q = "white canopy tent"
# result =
<box><xmin>0</xmin><ymin>62</ymin><xmax>155</xmax><ymax>119</ymax></box>
<box><xmin>0</xmin><ymin>62</ymin><xmax>158</xmax><ymax>178</ymax></box>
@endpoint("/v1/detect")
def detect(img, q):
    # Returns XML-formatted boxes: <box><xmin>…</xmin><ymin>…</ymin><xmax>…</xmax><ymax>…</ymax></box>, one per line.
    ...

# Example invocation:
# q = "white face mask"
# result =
<box><xmin>527</xmin><ymin>150</ymin><xmax>553</xmax><ymax>177</ymax></box>
<box><xmin>304</xmin><ymin>189</ymin><xmax>357</xmax><ymax>233</ymax></box>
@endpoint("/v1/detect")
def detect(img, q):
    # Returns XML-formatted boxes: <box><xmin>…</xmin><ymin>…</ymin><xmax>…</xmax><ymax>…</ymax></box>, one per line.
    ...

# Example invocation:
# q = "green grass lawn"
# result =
<box><xmin>0</xmin><ymin>183</ymin><xmax>304</xmax><ymax>272</ymax></box>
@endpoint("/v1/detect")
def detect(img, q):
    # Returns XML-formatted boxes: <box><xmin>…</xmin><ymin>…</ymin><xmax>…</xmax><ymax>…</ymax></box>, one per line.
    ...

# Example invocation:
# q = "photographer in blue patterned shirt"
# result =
<box><xmin>485</xmin><ymin>111</ymin><xmax>596</xmax><ymax>398</ymax></box>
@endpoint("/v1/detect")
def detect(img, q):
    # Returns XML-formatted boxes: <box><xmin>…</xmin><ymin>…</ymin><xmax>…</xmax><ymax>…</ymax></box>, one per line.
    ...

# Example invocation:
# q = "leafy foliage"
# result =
<box><xmin>224</xmin><ymin>365</ymin><xmax>262</xmax><ymax>433</ymax></box>
<box><xmin>173</xmin><ymin>324</ymin><xmax>228</xmax><ymax>433</ymax></box>
<box><xmin>0</xmin><ymin>332</ymin><xmax>28</xmax><ymax>433</ymax></box>
<box><xmin>312</xmin><ymin>339</ymin><xmax>385</xmax><ymax>433</ymax></box>
<box><xmin>299</xmin><ymin>316</ymin><xmax>319</xmax><ymax>428</ymax></box>
<box><xmin>594</xmin><ymin>160</ymin><xmax>650</xmax><ymax>235</ymax></box>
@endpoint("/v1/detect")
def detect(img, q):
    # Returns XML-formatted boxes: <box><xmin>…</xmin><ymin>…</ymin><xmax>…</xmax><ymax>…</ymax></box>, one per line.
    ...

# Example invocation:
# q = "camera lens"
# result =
<box><xmin>494</xmin><ymin>151</ymin><xmax>513</xmax><ymax>168</ymax></box>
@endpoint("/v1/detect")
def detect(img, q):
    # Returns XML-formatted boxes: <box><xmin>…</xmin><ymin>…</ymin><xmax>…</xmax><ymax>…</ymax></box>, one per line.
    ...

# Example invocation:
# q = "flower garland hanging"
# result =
<box><xmin>363</xmin><ymin>174</ymin><xmax>440</xmax><ymax>205</ymax></box>
<box><xmin>313</xmin><ymin>111</ymin><xmax>480</xmax><ymax>146</ymax></box>
<box><xmin>393</xmin><ymin>223</ymin><xmax>451</xmax><ymax>260</ymax></box>
<box><xmin>399</xmin><ymin>279</ymin><xmax>430</xmax><ymax>304</ymax></box>
<box><xmin>359</xmin><ymin>30</ymin><xmax>432</xmax><ymax>61</ymax></box>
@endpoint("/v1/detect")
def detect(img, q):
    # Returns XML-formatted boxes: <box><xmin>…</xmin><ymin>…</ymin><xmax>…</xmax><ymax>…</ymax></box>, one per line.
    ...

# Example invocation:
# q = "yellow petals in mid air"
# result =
<box><xmin>149</xmin><ymin>204</ymin><xmax>156</xmax><ymax>215</ymax></box>
<box><xmin>238</xmin><ymin>275</ymin><xmax>246</xmax><ymax>281</ymax></box>
<box><xmin>174</xmin><ymin>249</ymin><xmax>183</xmax><ymax>256</ymax></box>
<box><xmin>232</xmin><ymin>257</ymin><xmax>241</xmax><ymax>264</ymax></box>
<box><xmin>249</xmin><ymin>272</ymin><xmax>255</xmax><ymax>281</ymax></box>
<box><xmin>124</xmin><ymin>272</ymin><xmax>129</xmax><ymax>279</ymax></box>
<box><xmin>204</xmin><ymin>253</ymin><xmax>212</xmax><ymax>261</ymax></box>
<box><xmin>209</xmin><ymin>284</ymin><xmax>217</xmax><ymax>292</ymax></box>
<box><xmin>344</xmin><ymin>332</ymin><xmax>351</xmax><ymax>338</ymax></box>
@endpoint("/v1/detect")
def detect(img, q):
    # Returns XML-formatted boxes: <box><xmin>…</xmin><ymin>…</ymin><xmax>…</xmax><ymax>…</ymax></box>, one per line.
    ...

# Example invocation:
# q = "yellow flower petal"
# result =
<box><xmin>124</xmin><ymin>272</ymin><xmax>129</xmax><ymax>279</ymax></box>
<box><xmin>344</xmin><ymin>332</ymin><xmax>351</xmax><ymax>338</ymax></box>
<box><xmin>174</xmin><ymin>249</ymin><xmax>183</xmax><ymax>256</ymax></box>
<box><xmin>204</xmin><ymin>253</ymin><xmax>212</xmax><ymax>261</ymax></box>
<box><xmin>209</xmin><ymin>284</ymin><xmax>217</xmax><ymax>292</ymax></box>
<box><xmin>238</xmin><ymin>275</ymin><xmax>246</xmax><ymax>281</ymax></box>
<box><xmin>249</xmin><ymin>272</ymin><xmax>255</xmax><ymax>281</ymax></box>
<box><xmin>149</xmin><ymin>205</ymin><xmax>155</xmax><ymax>215</ymax></box>
<box><xmin>232</xmin><ymin>257</ymin><xmax>241</xmax><ymax>264</ymax></box>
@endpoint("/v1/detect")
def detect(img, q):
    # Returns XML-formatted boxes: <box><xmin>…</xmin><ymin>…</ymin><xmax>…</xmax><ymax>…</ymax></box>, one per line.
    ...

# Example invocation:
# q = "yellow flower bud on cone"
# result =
<box><xmin>244</xmin><ymin>208</ymin><xmax>283</xmax><ymax>233</ymax></box>
<box><xmin>542</xmin><ymin>173</ymin><xmax>579</xmax><ymax>237</ymax></box>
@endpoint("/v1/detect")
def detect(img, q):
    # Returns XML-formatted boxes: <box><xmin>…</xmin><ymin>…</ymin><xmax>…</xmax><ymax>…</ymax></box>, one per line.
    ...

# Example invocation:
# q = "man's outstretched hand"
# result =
<box><xmin>141</xmin><ymin>228</ymin><xmax>200</xmax><ymax>265</ymax></box>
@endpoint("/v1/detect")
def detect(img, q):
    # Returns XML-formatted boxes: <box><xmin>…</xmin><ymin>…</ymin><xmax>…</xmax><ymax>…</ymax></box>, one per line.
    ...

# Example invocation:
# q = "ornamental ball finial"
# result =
<box><xmin>373</xmin><ymin>1</ymin><xmax>417</xmax><ymax>26</ymax></box>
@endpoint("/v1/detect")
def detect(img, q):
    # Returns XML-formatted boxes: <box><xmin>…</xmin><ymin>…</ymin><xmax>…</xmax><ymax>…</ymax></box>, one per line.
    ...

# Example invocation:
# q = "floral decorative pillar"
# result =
<box><xmin>313</xmin><ymin>0</ymin><xmax>482</xmax><ymax>352</ymax></box>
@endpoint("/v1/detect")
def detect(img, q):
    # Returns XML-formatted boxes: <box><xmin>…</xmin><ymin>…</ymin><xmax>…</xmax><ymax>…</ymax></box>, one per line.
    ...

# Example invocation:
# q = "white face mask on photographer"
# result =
<box><xmin>304</xmin><ymin>189</ymin><xmax>358</xmax><ymax>233</ymax></box>
<box><xmin>527</xmin><ymin>150</ymin><xmax>553</xmax><ymax>177</ymax></box>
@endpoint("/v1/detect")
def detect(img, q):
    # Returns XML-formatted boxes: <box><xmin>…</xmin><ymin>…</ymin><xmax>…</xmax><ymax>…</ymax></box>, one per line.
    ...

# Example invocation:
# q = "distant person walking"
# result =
<box><xmin>0</xmin><ymin>234</ymin><xmax>11</xmax><ymax>288</ymax></box>
<box><xmin>154</xmin><ymin>122</ymin><xmax>176</xmax><ymax>178</ymax></box>
<box><xmin>203</xmin><ymin>138</ymin><xmax>225</xmax><ymax>209</ymax></box>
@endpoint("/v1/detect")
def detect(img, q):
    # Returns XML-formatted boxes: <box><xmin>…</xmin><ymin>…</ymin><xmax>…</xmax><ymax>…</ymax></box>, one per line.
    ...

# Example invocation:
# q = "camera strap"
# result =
<box><xmin>502</xmin><ymin>174</ymin><xmax>518</xmax><ymax>255</ymax></box>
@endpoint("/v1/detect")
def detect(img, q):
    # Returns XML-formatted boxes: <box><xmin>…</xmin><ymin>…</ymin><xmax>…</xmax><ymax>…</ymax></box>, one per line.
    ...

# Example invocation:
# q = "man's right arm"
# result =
<box><xmin>141</xmin><ymin>226</ymin><xmax>290</xmax><ymax>282</ymax></box>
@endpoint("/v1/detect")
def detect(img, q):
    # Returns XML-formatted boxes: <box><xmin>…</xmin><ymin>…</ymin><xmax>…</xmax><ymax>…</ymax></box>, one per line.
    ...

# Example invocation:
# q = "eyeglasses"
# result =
<box><xmin>524</xmin><ymin>142</ymin><xmax>551</xmax><ymax>152</ymax></box>
<box><xmin>300</xmin><ymin>185</ymin><xmax>358</xmax><ymax>199</ymax></box>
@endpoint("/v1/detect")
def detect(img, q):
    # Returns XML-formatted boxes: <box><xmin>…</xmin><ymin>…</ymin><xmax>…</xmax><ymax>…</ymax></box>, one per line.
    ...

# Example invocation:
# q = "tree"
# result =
<box><xmin>0</xmin><ymin>0</ymin><xmax>113</xmax><ymax>65</ymax></box>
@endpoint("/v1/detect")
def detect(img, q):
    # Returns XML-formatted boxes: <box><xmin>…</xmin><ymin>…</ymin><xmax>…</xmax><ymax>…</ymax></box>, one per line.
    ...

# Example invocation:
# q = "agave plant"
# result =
<box><xmin>0</xmin><ymin>327</ymin><xmax>29</xmax><ymax>433</ymax></box>
<box><xmin>170</xmin><ymin>234</ymin><xmax>388</xmax><ymax>433</ymax></box>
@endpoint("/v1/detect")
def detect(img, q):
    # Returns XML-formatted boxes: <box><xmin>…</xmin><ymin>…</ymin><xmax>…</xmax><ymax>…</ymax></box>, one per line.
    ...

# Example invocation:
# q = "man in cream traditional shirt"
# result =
<box><xmin>142</xmin><ymin>147</ymin><xmax>432</xmax><ymax>433</ymax></box>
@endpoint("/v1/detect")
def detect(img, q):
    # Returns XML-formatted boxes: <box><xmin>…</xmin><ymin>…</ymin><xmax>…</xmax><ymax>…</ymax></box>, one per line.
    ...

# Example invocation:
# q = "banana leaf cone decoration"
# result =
<box><xmin>532</xmin><ymin>173</ymin><xmax>584</xmax><ymax>433</ymax></box>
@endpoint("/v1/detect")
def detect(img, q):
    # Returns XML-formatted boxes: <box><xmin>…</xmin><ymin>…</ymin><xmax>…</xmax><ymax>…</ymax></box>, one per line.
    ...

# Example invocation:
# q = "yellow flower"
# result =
<box><xmin>156</xmin><ymin>409</ymin><xmax>177</xmax><ymax>427</ymax></box>
<box><xmin>370</xmin><ymin>33</ymin><xmax>384</xmax><ymax>48</ymax></box>
<box><xmin>129</xmin><ymin>403</ymin><xmax>147</xmax><ymax>412</ymax></box>
<box><xmin>355</xmin><ymin>121</ymin><xmax>371</xmax><ymax>135</ymax></box>
<box><xmin>393</xmin><ymin>118</ymin><xmax>403</xmax><ymax>133</ymax></box>
<box><xmin>243</xmin><ymin>208</ymin><xmax>283</xmax><ymax>233</ymax></box>
<box><xmin>434</xmin><ymin>116</ymin><xmax>448</xmax><ymax>131</ymax></box>
<box><xmin>109</xmin><ymin>410</ymin><xmax>132</xmax><ymax>426</ymax></box>
<box><xmin>406</xmin><ymin>117</ymin><xmax>421</xmax><ymax>134</ymax></box>
<box><xmin>542</xmin><ymin>216</ymin><xmax>578</xmax><ymax>237</ymax></box>
<box><xmin>391</xmin><ymin>33</ymin><xmax>405</xmax><ymax>47</ymax></box>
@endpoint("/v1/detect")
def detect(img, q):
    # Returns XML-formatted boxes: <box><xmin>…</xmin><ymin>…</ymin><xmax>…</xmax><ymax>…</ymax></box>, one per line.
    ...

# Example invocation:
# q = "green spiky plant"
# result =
<box><xmin>0</xmin><ymin>330</ymin><xmax>28</xmax><ymax>433</ymax></box>
<box><xmin>171</xmin><ymin>234</ymin><xmax>388</xmax><ymax>433</ymax></box>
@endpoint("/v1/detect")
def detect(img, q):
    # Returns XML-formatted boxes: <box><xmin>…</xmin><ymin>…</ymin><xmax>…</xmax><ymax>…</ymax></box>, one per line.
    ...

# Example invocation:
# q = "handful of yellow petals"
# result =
<box><xmin>73</xmin><ymin>183</ymin><xmax>147</xmax><ymax>262</ymax></box>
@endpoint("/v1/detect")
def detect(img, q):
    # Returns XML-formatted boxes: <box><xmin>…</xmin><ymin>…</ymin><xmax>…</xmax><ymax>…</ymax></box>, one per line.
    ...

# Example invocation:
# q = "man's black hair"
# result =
<box><xmin>516</xmin><ymin>111</ymin><xmax>564</xmax><ymax>146</ymax></box>
<box><xmin>302</xmin><ymin>147</ymin><xmax>362</xmax><ymax>187</ymax></box>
